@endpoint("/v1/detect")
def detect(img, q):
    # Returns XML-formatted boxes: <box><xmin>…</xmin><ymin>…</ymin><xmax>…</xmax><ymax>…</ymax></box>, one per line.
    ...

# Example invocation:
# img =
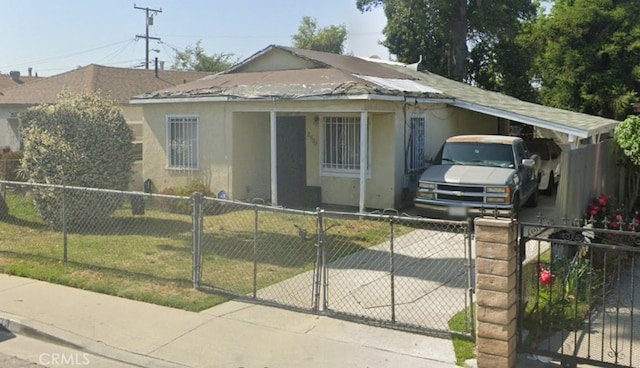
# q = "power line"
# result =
<box><xmin>134</xmin><ymin>4</ymin><xmax>162</xmax><ymax>69</ymax></box>
<box><xmin>0</xmin><ymin>39</ymin><xmax>134</xmax><ymax>70</ymax></box>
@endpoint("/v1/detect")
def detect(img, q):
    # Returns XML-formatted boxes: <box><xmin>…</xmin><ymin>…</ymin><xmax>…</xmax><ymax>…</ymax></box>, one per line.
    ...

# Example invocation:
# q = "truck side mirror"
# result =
<box><xmin>521</xmin><ymin>158</ymin><xmax>536</xmax><ymax>168</ymax></box>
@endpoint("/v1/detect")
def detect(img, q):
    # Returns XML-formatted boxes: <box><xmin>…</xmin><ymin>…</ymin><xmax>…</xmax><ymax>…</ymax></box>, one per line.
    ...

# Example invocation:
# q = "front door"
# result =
<box><xmin>277</xmin><ymin>116</ymin><xmax>307</xmax><ymax>208</ymax></box>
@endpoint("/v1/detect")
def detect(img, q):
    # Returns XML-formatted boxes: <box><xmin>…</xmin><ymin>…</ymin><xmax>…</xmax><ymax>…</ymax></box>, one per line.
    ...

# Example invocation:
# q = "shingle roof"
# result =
<box><xmin>0</xmin><ymin>74</ymin><xmax>41</xmax><ymax>93</ymax></box>
<box><xmin>389</xmin><ymin>65</ymin><xmax>619</xmax><ymax>138</ymax></box>
<box><xmin>133</xmin><ymin>45</ymin><xmax>619</xmax><ymax>139</ymax></box>
<box><xmin>0</xmin><ymin>64</ymin><xmax>210</xmax><ymax>105</ymax></box>
<box><xmin>136</xmin><ymin>45</ymin><xmax>431</xmax><ymax>100</ymax></box>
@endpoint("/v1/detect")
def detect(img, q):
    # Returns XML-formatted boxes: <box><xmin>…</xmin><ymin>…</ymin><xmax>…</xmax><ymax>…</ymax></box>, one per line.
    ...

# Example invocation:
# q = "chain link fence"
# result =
<box><xmin>0</xmin><ymin>180</ymin><xmax>474</xmax><ymax>336</ymax></box>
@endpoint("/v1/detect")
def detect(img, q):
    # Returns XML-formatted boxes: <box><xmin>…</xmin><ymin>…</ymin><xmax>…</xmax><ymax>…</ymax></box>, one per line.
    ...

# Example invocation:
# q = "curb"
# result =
<box><xmin>0</xmin><ymin>313</ymin><xmax>189</xmax><ymax>368</ymax></box>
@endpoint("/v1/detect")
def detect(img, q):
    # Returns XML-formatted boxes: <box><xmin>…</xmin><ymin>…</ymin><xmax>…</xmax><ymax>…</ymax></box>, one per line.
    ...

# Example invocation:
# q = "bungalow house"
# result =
<box><xmin>0</xmin><ymin>64</ymin><xmax>210</xmax><ymax>189</ymax></box>
<box><xmin>131</xmin><ymin>45</ymin><xmax>620</xmax><ymax>213</ymax></box>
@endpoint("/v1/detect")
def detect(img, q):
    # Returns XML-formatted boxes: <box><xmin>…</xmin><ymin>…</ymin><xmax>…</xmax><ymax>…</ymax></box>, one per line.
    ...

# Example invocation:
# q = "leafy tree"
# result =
<box><xmin>614</xmin><ymin>115</ymin><xmax>640</xmax><ymax>210</ymax></box>
<box><xmin>526</xmin><ymin>0</ymin><xmax>640</xmax><ymax>119</ymax></box>
<box><xmin>19</xmin><ymin>92</ymin><xmax>134</xmax><ymax>229</ymax></box>
<box><xmin>172</xmin><ymin>40</ymin><xmax>238</xmax><ymax>72</ymax></box>
<box><xmin>292</xmin><ymin>16</ymin><xmax>347</xmax><ymax>54</ymax></box>
<box><xmin>357</xmin><ymin>0</ymin><xmax>538</xmax><ymax>99</ymax></box>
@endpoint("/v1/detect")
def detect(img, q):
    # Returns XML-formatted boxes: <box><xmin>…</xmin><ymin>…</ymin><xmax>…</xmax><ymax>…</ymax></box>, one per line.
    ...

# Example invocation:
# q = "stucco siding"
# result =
<box><xmin>232</xmin><ymin>112</ymin><xmax>270</xmax><ymax>200</ymax></box>
<box><xmin>142</xmin><ymin>102</ymin><xmax>230</xmax><ymax>193</ymax></box>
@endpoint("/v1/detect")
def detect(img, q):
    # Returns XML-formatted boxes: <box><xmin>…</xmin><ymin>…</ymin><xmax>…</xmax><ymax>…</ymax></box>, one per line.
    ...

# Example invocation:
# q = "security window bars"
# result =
<box><xmin>322</xmin><ymin>116</ymin><xmax>368</xmax><ymax>176</ymax></box>
<box><xmin>167</xmin><ymin>116</ymin><xmax>199</xmax><ymax>170</ymax></box>
<box><xmin>408</xmin><ymin>116</ymin><xmax>426</xmax><ymax>172</ymax></box>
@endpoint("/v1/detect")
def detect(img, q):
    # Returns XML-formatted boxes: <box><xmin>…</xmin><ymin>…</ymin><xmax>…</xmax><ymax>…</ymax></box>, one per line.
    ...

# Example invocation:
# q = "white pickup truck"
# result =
<box><xmin>413</xmin><ymin>135</ymin><xmax>540</xmax><ymax>219</ymax></box>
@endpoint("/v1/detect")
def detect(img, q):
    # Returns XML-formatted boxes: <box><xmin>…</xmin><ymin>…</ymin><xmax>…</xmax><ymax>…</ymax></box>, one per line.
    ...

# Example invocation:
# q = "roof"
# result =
<box><xmin>0</xmin><ymin>74</ymin><xmax>41</xmax><ymax>93</ymax></box>
<box><xmin>134</xmin><ymin>45</ymin><xmax>442</xmax><ymax>100</ymax></box>
<box><xmin>132</xmin><ymin>45</ymin><xmax>619</xmax><ymax>140</ymax></box>
<box><xmin>387</xmin><ymin>65</ymin><xmax>619</xmax><ymax>139</ymax></box>
<box><xmin>0</xmin><ymin>64</ymin><xmax>210</xmax><ymax>105</ymax></box>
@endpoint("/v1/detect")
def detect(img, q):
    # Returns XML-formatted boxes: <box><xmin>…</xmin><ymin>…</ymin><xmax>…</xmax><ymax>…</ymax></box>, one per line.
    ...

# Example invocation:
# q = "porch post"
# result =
<box><xmin>359</xmin><ymin>111</ymin><xmax>368</xmax><ymax>213</ymax></box>
<box><xmin>270</xmin><ymin>111</ymin><xmax>278</xmax><ymax>206</ymax></box>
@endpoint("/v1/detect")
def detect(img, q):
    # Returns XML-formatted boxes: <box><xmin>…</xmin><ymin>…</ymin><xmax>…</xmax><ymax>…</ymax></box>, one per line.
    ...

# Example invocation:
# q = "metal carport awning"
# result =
<box><xmin>450</xmin><ymin>100</ymin><xmax>619</xmax><ymax>148</ymax></box>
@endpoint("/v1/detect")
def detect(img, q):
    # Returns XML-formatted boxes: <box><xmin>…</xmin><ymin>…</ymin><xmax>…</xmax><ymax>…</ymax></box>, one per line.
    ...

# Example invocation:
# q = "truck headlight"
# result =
<box><xmin>420</xmin><ymin>182</ymin><xmax>436</xmax><ymax>190</ymax></box>
<box><xmin>486</xmin><ymin>187</ymin><xmax>507</xmax><ymax>193</ymax></box>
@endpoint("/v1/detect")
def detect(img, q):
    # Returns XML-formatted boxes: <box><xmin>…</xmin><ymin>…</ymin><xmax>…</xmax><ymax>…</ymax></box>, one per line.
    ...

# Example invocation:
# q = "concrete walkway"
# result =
<box><xmin>0</xmin><ymin>274</ymin><xmax>460</xmax><ymax>368</ymax></box>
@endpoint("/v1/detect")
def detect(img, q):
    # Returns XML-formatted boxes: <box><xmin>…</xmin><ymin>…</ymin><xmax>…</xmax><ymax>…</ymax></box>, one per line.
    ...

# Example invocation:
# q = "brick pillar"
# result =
<box><xmin>474</xmin><ymin>217</ymin><xmax>518</xmax><ymax>368</ymax></box>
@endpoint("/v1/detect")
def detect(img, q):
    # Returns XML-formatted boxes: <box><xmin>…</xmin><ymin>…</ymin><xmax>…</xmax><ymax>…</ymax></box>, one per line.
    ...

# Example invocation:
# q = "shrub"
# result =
<box><xmin>158</xmin><ymin>180</ymin><xmax>215</xmax><ymax>215</ymax></box>
<box><xmin>19</xmin><ymin>91</ymin><xmax>134</xmax><ymax>229</ymax></box>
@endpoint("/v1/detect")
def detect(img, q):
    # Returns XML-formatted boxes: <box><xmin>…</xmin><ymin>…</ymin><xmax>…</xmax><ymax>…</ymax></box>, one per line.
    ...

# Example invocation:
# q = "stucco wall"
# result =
<box><xmin>232</xmin><ymin>112</ymin><xmax>271</xmax><ymax>200</ymax></box>
<box><xmin>139</xmin><ymin>99</ymin><xmax>503</xmax><ymax>209</ymax></box>
<box><xmin>0</xmin><ymin>105</ymin><xmax>24</xmax><ymax>151</ymax></box>
<box><xmin>142</xmin><ymin>102</ymin><xmax>231</xmax><ymax>194</ymax></box>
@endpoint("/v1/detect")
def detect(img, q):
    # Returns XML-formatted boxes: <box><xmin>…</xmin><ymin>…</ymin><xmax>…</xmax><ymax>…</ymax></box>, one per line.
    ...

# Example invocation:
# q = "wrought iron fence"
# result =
<box><xmin>518</xmin><ymin>217</ymin><xmax>640</xmax><ymax>368</ymax></box>
<box><xmin>0</xmin><ymin>180</ymin><xmax>474</xmax><ymax>337</ymax></box>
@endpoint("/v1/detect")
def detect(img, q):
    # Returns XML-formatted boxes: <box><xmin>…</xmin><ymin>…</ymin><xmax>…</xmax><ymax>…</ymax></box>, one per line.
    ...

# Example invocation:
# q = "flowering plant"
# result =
<box><xmin>537</xmin><ymin>263</ymin><xmax>553</xmax><ymax>286</ymax></box>
<box><xmin>584</xmin><ymin>193</ymin><xmax>635</xmax><ymax>230</ymax></box>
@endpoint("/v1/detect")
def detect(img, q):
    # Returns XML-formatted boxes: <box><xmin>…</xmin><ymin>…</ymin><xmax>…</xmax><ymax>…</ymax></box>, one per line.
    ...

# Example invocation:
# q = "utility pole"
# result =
<box><xmin>134</xmin><ymin>4</ymin><xmax>162</xmax><ymax>69</ymax></box>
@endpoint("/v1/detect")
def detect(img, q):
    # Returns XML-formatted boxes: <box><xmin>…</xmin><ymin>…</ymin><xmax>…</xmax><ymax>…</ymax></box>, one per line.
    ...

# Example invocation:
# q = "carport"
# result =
<box><xmin>394</xmin><ymin>65</ymin><xmax>621</xmax><ymax>220</ymax></box>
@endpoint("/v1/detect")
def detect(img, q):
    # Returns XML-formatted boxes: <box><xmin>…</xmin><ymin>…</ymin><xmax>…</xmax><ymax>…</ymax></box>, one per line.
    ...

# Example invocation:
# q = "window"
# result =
<box><xmin>167</xmin><ymin>116</ymin><xmax>198</xmax><ymax>169</ymax></box>
<box><xmin>407</xmin><ymin>115</ymin><xmax>426</xmax><ymax>172</ymax></box>
<box><xmin>322</xmin><ymin>116</ymin><xmax>368</xmax><ymax>176</ymax></box>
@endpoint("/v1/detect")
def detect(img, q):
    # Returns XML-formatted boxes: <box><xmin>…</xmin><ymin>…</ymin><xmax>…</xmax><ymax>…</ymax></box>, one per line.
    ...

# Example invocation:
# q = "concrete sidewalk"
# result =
<box><xmin>0</xmin><ymin>274</ymin><xmax>460</xmax><ymax>368</ymax></box>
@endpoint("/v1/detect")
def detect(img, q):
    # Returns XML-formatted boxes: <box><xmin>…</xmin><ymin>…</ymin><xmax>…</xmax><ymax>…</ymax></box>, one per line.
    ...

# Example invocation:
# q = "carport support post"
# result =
<box><xmin>474</xmin><ymin>217</ymin><xmax>518</xmax><ymax>368</ymax></box>
<box><xmin>270</xmin><ymin>111</ymin><xmax>278</xmax><ymax>206</ymax></box>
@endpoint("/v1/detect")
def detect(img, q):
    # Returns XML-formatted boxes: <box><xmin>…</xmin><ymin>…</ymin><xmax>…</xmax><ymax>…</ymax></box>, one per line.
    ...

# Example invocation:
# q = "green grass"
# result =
<box><xmin>448</xmin><ymin>303</ymin><xmax>476</xmax><ymax>366</ymax></box>
<box><xmin>0</xmin><ymin>192</ymin><xmax>414</xmax><ymax>311</ymax></box>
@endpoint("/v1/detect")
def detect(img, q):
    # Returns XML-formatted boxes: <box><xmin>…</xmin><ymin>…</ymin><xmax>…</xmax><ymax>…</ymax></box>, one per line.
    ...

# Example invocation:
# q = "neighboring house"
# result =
<box><xmin>0</xmin><ymin>69</ymin><xmax>40</xmax><ymax>93</ymax></box>
<box><xmin>131</xmin><ymin>45</ymin><xmax>620</xmax><ymax>212</ymax></box>
<box><xmin>0</xmin><ymin>70</ymin><xmax>41</xmax><ymax>150</ymax></box>
<box><xmin>0</xmin><ymin>64</ymin><xmax>210</xmax><ymax>189</ymax></box>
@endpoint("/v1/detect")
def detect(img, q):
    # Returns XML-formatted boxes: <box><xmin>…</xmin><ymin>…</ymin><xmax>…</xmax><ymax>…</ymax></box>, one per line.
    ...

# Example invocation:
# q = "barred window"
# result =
<box><xmin>408</xmin><ymin>115</ymin><xmax>427</xmax><ymax>172</ymax></box>
<box><xmin>167</xmin><ymin>116</ymin><xmax>199</xmax><ymax>169</ymax></box>
<box><xmin>322</xmin><ymin>116</ymin><xmax>369</xmax><ymax>176</ymax></box>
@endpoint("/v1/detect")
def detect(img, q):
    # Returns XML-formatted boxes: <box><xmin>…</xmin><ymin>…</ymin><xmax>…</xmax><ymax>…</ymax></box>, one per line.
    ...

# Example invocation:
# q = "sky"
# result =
<box><xmin>0</xmin><ymin>0</ymin><xmax>390</xmax><ymax>77</ymax></box>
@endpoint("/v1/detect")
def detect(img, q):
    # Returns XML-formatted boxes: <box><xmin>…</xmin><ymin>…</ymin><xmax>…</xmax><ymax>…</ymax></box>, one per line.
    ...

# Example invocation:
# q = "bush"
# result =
<box><xmin>19</xmin><ymin>92</ymin><xmax>134</xmax><ymax>229</ymax></box>
<box><xmin>158</xmin><ymin>180</ymin><xmax>215</xmax><ymax>215</ymax></box>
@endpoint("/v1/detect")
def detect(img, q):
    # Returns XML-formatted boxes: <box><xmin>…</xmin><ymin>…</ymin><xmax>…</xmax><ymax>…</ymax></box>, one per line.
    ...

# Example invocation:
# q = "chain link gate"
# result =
<box><xmin>193</xmin><ymin>199</ymin><xmax>475</xmax><ymax>337</ymax></box>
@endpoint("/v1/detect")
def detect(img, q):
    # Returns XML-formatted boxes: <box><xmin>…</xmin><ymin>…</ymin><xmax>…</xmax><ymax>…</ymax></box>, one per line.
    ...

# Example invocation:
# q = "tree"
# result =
<box><xmin>526</xmin><ymin>0</ymin><xmax>640</xmax><ymax>119</ymax></box>
<box><xmin>292</xmin><ymin>16</ymin><xmax>348</xmax><ymax>54</ymax></box>
<box><xmin>614</xmin><ymin>115</ymin><xmax>640</xmax><ymax>211</ymax></box>
<box><xmin>172</xmin><ymin>40</ymin><xmax>238</xmax><ymax>72</ymax></box>
<box><xmin>19</xmin><ymin>92</ymin><xmax>134</xmax><ymax>229</ymax></box>
<box><xmin>357</xmin><ymin>0</ymin><xmax>539</xmax><ymax>100</ymax></box>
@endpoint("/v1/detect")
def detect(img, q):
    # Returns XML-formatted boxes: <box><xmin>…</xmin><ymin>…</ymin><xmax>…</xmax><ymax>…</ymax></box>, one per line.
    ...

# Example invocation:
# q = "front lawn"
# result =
<box><xmin>0</xmin><ymin>192</ymin><xmax>411</xmax><ymax>311</ymax></box>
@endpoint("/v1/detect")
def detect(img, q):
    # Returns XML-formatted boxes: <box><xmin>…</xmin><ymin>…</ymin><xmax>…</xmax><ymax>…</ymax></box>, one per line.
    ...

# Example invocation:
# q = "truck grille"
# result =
<box><xmin>436</xmin><ymin>184</ymin><xmax>485</xmax><ymax>203</ymax></box>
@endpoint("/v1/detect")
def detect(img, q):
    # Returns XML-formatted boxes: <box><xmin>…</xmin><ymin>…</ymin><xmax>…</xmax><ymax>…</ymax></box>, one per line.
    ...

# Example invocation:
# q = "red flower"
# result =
<box><xmin>599</xmin><ymin>194</ymin><xmax>609</xmax><ymax>206</ymax></box>
<box><xmin>610</xmin><ymin>221</ymin><xmax>620</xmax><ymax>230</ymax></box>
<box><xmin>538</xmin><ymin>265</ymin><xmax>553</xmax><ymax>286</ymax></box>
<box><xmin>588</xmin><ymin>204</ymin><xmax>599</xmax><ymax>217</ymax></box>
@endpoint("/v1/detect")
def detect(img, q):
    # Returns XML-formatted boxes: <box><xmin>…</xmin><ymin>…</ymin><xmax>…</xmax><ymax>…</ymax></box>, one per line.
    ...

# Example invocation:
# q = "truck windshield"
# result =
<box><xmin>440</xmin><ymin>142</ymin><xmax>515</xmax><ymax>168</ymax></box>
